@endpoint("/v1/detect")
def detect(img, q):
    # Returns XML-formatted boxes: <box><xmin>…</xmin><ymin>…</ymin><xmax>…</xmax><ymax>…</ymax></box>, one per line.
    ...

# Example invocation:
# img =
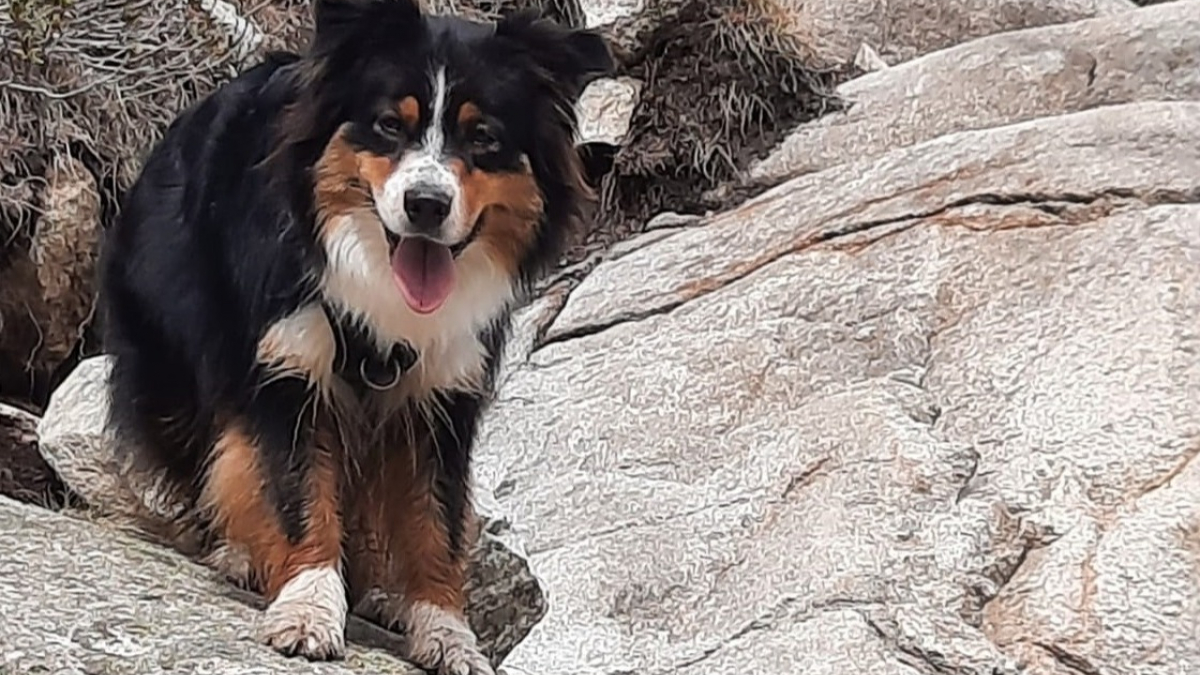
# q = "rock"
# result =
<box><xmin>549</xmin><ymin>101</ymin><xmax>1200</xmax><ymax>337</ymax></box>
<box><xmin>750</xmin><ymin>0</ymin><xmax>1200</xmax><ymax>184</ymax></box>
<box><xmin>473</xmin><ymin>100</ymin><xmax>1200</xmax><ymax>674</ymax></box>
<box><xmin>0</xmin><ymin>495</ymin><xmax>428</xmax><ymax>674</ymax></box>
<box><xmin>789</xmin><ymin>0</ymin><xmax>1136</xmax><ymax>70</ymax></box>
<box><xmin>587</xmin><ymin>0</ymin><xmax>1133</xmax><ymax>69</ymax></box>
<box><xmin>37</xmin><ymin>355</ymin><xmax>547</xmax><ymax>667</ymax></box>
<box><xmin>575</xmin><ymin>76</ymin><xmax>641</xmax><ymax>146</ymax></box>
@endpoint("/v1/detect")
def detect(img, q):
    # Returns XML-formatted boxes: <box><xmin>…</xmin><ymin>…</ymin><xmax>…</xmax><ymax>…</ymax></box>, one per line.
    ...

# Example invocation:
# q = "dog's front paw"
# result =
<box><xmin>256</xmin><ymin>567</ymin><xmax>348</xmax><ymax>661</ymax></box>
<box><xmin>403</xmin><ymin>602</ymin><xmax>494</xmax><ymax>675</ymax></box>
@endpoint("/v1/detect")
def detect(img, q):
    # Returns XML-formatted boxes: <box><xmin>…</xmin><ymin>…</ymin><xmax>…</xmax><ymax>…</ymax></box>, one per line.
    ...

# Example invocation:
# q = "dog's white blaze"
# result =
<box><xmin>320</xmin><ymin>213</ymin><xmax>514</xmax><ymax>393</ymax></box>
<box><xmin>257</xmin><ymin>565</ymin><xmax>348</xmax><ymax>656</ymax></box>
<box><xmin>256</xmin><ymin>304</ymin><xmax>336</xmax><ymax>387</ymax></box>
<box><xmin>371</xmin><ymin>67</ymin><xmax>470</xmax><ymax>243</ymax></box>
<box><xmin>424</xmin><ymin>67</ymin><xmax>448</xmax><ymax>157</ymax></box>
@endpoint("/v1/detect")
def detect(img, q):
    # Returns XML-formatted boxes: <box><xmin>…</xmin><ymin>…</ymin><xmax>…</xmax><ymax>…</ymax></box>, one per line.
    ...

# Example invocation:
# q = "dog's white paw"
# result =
<box><xmin>403</xmin><ymin>602</ymin><xmax>495</xmax><ymax>675</ymax></box>
<box><xmin>256</xmin><ymin>567</ymin><xmax>348</xmax><ymax>661</ymax></box>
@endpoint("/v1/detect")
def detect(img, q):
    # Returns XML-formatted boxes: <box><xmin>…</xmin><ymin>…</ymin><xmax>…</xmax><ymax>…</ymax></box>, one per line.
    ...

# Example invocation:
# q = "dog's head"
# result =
<box><xmin>281</xmin><ymin>0</ymin><xmax>613</xmax><ymax>329</ymax></box>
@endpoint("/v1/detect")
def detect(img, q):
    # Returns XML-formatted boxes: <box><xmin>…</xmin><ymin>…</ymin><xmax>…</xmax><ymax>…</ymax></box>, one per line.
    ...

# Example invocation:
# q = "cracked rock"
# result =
<box><xmin>473</xmin><ymin>99</ymin><xmax>1200</xmax><ymax>674</ymax></box>
<box><xmin>0</xmin><ymin>496</ymin><xmax>427</xmax><ymax>674</ymax></box>
<box><xmin>545</xmin><ymin>101</ymin><xmax>1200</xmax><ymax>342</ymax></box>
<box><xmin>750</xmin><ymin>0</ymin><xmax>1200</xmax><ymax>185</ymax></box>
<box><xmin>791</xmin><ymin>0</ymin><xmax>1134</xmax><ymax>70</ymax></box>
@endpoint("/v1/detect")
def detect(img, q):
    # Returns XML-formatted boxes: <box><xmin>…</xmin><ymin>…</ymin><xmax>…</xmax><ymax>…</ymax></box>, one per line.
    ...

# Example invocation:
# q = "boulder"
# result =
<box><xmin>473</xmin><ymin>100</ymin><xmax>1200</xmax><ymax>674</ymax></box>
<box><xmin>750</xmin><ymin>0</ymin><xmax>1200</xmax><ymax>184</ymax></box>
<box><xmin>0</xmin><ymin>495</ymin><xmax>427</xmax><ymax>674</ymax></box>
<box><xmin>37</xmin><ymin>355</ymin><xmax>547</xmax><ymax>668</ymax></box>
<box><xmin>783</xmin><ymin>0</ymin><xmax>1136</xmax><ymax>70</ymax></box>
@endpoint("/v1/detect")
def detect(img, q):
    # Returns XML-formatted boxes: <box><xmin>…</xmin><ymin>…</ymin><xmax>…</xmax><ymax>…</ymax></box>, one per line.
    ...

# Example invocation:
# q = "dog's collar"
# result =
<box><xmin>323</xmin><ymin>303</ymin><xmax>418</xmax><ymax>392</ymax></box>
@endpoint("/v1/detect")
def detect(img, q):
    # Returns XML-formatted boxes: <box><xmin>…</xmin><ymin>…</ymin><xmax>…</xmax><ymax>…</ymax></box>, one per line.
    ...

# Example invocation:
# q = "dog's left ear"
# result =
<box><xmin>496</xmin><ymin>11</ymin><xmax>616</xmax><ymax>97</ymax></box>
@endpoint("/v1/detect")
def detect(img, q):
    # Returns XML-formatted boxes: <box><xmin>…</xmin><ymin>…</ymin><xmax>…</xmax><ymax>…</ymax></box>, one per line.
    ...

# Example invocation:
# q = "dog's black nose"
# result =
<box><xmin>403</xmin><ymin>188</ymin><xmax>451</xmax><ymax>233</ymax></box>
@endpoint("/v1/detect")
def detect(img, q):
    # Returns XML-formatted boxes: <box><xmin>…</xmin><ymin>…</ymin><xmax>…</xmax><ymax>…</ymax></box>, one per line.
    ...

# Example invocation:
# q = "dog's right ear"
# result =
<box><xmin>495</xmin><ymin>11</ymin><xmax>616</xmax><ymax>99</ymax></box>
<box><xmin>312</xmin><ymin>0</ymin><xmax>422</xmax><ymax>55</ymax></box>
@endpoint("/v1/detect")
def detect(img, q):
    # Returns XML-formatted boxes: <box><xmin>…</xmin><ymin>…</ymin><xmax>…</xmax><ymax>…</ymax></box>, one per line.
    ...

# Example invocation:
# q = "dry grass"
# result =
<box><xmin>0</xmin><ymin>0</ymin><xmax>272</xmax><ymax>239</ymax></box>
<box><xmin>0</xmin><ymin>0</ymin><xmax>313</xmax><ymax>406</ymax></box>
<box><xmin>586</xmin><ymin>0</ymin><xmax>850</xmax><ymax>255</ymax></box>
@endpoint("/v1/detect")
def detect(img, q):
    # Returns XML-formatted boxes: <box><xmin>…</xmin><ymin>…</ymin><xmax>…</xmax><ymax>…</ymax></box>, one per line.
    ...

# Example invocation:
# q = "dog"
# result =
<box><xmin>97</xmin><ymin>0</ymin><xmax>613</xmax><ymax>672</ymax></box>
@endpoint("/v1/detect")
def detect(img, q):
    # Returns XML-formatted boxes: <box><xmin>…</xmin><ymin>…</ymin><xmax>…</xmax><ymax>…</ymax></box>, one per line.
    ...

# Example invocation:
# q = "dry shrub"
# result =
<box><xmin>0</xmin><ymin>0</ymin><xmax>303</xmax><ymax>406</ymax></box>
<box><xmin>241</xmin><ymin>0</ymin><xmax>316</xmax><ymax>52</ymax></box>
<box><xmin>0</xmin><ymin>155</ymin><xmax>102</xmax><ymax>406</ymax></box>
<box><xmin>0</xmin><ymin>0</ymin><xmax>271</xmax><ymax>229</ymax></box>
<box><xmin>590</xmin><ymin>0</ymin><xmax>850</xmax><ymax>246</ymax></box>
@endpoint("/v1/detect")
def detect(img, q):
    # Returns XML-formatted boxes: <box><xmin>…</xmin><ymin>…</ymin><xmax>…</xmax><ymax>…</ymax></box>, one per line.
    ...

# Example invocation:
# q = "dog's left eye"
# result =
<box><xmin>468</xmin><ymin>125</ymin><xmax>501</xmax><ymax>154</ymax></box>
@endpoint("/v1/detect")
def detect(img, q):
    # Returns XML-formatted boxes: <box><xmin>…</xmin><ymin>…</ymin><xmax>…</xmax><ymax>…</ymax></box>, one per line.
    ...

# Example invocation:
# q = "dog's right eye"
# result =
<box><xmin>374</xmin><ymin>114</ymin><xmax>406</xmax><ymax>140</ymax></box>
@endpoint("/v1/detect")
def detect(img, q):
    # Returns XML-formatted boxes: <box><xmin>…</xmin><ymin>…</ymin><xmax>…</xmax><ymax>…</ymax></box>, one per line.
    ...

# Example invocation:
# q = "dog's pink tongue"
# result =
<box><xmin>391</xmin><ymin>238</ymin><xmax>455</xmax><ymax>314</ymax></box>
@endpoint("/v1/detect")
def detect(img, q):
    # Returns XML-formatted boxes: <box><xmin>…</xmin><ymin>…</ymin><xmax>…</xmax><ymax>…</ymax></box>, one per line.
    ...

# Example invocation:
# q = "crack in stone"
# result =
<box><xmin>859</xmin><ymin>612</ymin><xmax>962</xmax><ymax>675</ymax></box>
<box><xmin>954</xmin><ymin>450</ymin><xmax>983</xmax><ymax>505</ymax></box>
<box><xmin>989</xmin><ymin>537</ymin><xmax>1034</xmax><ymax>600</ymax></box>
<box><xmin>1032</xmin><ymin>641</ymin><xmax>1103</xmax><ymax>675</ymax></box>
<box><xmin>526</xmin><ymin>493</ymin><xmax>756</xmax><ymax>557</ymax></box>
<box><xmin>665</xmin><ymin>597</ymin><xmax>884</xmax><ymax>674</ymax></box>
<box><xmin>537</xmin><ymin>187</ymin><xmax>1200</xmax><ymax>350</ymax></box>
<box><xmin>779</xmin><ymin>456</ymin><xmax>831</xmax><ymax>501</ymax></box>
<box><xmin>1129</xmin><ymin>440</ymin><xmax>1200</xmax><ymax>504</ymax></box>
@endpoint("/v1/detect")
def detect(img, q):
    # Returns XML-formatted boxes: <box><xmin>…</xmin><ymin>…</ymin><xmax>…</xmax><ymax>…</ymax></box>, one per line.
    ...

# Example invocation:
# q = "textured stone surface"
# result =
<box><xmin>751</xmin><ymin>0</ymin><xmax>1200</xmax><ymax>183</ymax></box>
<box><xmin>9</xmin><ymin>3</ymin><xmax>1200</xmax><ymax>673</ymax></box>
<box><xmin>587</xmin><ymin>0</ymin><xmax>1134</xmax><ymax>70</ymax></box>
<box><xmin>473</xmin><ymin>101</ymin><xmax>1200</xmax><ymax>674</ymax></box>
<box><xmin>576</xmin><ymin>76</ymin><xmax>641</xmax><ymax>145</ymax></box>
<box><xmin>792</xmin><ymin>0</ymin><xmax>1136</xmax><ymax>69</ymax></box>
<box><xmin>37</xmin><ymin>355</ymin><xmax>547</xmax><ymax>669</ymax></box>
<box><xmin>0</xmin><ymin>496</ymin><xmax>425</xmax><ymax>675</ymax></box>
<box><xmin>550</xmin><ymin>101</ymin><xmax>1200</xmax><ymax>338</ymax></box>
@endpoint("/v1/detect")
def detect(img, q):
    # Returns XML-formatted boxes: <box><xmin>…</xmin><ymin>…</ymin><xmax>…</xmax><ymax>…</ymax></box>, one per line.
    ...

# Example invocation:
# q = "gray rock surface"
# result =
<box><xmin>790</xmin><ymin>0</ymin><xmax>1137</xmax><ymax>69</ymax></box>
<box><xmin>751</xmin><ymin>0</ymin><xmax>1200</xmax><ymax>183</ymax></box>
<box><xmin>0</xmin><ymin>495</ymin><xmax>425</xmax><ymax>675</ymax></box>
<box><xmin>36</xmin><ymin>355</ymin><xmax>547</xmax><ymax>669</ymax></box>
<box><xmin>575</xmin><ymin>76</ymin><xmax>640</xmax><ymax>145</ymax></box>
<box><xmin>585</xmin><ymin>0</ymin><xmax>1135</xmax><ymax>70</ymax></box>
<box><xmin>473</xmin><ymin>100</ymin><xmax>1200</xmax><ymax>674</ymax></box>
